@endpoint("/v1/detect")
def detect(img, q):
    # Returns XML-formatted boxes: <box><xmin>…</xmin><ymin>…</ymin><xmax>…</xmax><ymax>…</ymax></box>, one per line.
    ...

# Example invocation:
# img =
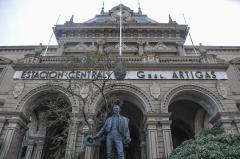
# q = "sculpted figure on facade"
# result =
<box><xmin>93</xmin><ymin>104</ymin><xmax>131</xmax><ymax>159</ymax></box>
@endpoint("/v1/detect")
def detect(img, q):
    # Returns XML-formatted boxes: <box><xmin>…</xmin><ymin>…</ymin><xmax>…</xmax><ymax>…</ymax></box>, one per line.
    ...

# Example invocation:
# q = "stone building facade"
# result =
<box><xmin>0</xmin><ymin>4</ymin><xmax>240</xmax><ymax>159</ymax></box>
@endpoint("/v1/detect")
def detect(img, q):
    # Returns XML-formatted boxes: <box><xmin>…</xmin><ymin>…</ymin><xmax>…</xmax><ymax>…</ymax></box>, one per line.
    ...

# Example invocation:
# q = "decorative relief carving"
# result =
<box><xmin>13</xmin><ymin>83</ymin><xmax>24</xmax><ymax>98</ymax></box>
<box><xmin>150</xmin><ymin>82</ymin><xmax>161</xmax><ymax>99</ymax></box>
<box><xmin>104</xmin><ymin>43</ymin><xmax>138</xmax><ymax>52</ymax></box>
<box><xmin>144</xmin><ymin>42</ymin><xmax>176</xmax><ymax>53</ymax></box>
<box><xmin>79</xmin><ymin>85</ymin><xmax>90</xmax><ymax>99</ymax></box>
<box><xmin>110</xmin><ymin>4</ymin><xmax>132</xmax><ymax>21</ymax></box>
<box><xmin>65</xmin><ymin>42</ymin><xmax>97</xmax><ymax>52</ymax></box>
<box><xmin>216</xmin><ymin>80</ymin><xmax>228</xmax><ymax>98</ymax></box>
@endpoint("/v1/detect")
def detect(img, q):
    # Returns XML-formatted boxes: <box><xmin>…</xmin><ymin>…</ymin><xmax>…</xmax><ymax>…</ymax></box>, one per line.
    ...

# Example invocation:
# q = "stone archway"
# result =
<box><xmin>162</xmin><ymin>85</ymin><xmax>222</xmax><ymax>149</ymax></box>
<box><xmin>91</xmin><ymin>84</ymin><xmax>151</xmax><ymax>159</ymax></box>
<box><xmin>17</xmin><ymin>84</ymin><xmax>76</xmax><ymax>117</ymax></box>
<box><xmin>16</xmin><ymin>84</ymin><xmax>73</xmax><ymax>159</ymax></box>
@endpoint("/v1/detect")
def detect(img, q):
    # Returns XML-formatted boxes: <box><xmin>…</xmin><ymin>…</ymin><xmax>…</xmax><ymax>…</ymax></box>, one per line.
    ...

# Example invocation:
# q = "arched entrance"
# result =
<box><xmin>17</xmin><ymin>86</ymin><xmax>72</xmax><ymax>159</ymax></box>
<box><xmin>167</xmin><ymin>88</ymin><xmax>219</xmax><ymax>148</ymax></box>
<box><xmin>94</xmin><ymin>92</ymin><xmax>145</xmax><ymax>159</ymax></box>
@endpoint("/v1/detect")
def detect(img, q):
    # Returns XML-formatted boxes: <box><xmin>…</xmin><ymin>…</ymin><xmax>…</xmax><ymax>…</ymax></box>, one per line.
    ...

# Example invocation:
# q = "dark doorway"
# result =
<box><xmin>169</xmin><ymin>99</ymin><xmax>211</xmax><ymax>148</ymax></box>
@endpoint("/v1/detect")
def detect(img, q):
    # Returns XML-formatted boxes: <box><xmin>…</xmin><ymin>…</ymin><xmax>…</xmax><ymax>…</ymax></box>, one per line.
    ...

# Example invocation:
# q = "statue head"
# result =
<box><xmin>112</xmin><ymin>104</ymin><xmax>121</xmax><ymax>115</ymax></box>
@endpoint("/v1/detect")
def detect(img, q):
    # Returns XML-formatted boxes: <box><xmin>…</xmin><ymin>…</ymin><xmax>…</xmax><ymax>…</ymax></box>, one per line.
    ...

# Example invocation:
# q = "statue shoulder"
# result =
<box><xmin>121</xmin><ymin>116</ymin><xmax>130</xmax><ymax>123</ymax></box>
<box><xmin>105</xmin><ymin>116</ymin><xmax>114</xmax><ymax>122</ymax></box>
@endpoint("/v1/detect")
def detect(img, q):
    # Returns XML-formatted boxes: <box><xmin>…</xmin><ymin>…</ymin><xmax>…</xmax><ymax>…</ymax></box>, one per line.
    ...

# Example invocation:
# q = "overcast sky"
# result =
<box><xmin>0</xmin><ymin>0</ymin><xmax>240</xmax><ymax>46</ymax></box>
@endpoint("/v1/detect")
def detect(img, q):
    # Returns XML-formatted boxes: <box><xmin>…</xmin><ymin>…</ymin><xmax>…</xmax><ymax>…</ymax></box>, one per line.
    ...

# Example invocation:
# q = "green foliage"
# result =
<box><xmin>170</xmin><ymin>128</ymin><xmax>240</xmax><ymax>159</ymax></box>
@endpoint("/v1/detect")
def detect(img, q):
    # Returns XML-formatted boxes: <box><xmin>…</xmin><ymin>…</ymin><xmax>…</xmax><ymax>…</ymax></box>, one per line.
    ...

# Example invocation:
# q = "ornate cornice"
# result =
<box><xmin>12</xmin><ymin>54</ymin><xmax>228</xmax><ymax>70</ymax></box>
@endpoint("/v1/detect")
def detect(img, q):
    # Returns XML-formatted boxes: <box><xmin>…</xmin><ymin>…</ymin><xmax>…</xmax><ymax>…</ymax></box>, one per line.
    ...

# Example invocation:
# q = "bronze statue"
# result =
<box><xmin>94</xmin><ymin>104</ymin><xmax>131</xmax><ymax>159</ymax></box>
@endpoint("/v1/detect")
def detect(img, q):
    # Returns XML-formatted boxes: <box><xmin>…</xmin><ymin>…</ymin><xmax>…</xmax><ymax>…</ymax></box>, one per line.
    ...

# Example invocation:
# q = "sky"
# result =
<box><xmin>0</xmin><ymin>0</ymin><xmax>240</xmax><ymax>46</ymax></box>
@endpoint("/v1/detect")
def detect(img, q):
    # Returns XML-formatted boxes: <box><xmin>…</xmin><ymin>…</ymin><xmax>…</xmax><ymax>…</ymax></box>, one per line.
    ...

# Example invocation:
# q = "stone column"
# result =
<box><xmin>140</xmin><ymin>141</ymin><xmax>147</xmax><ymax>159</ymax></box>
<box><xmin>145</xmin><ymin>114</ymin><xmax>160</xmax><ymax>159</ymax></box>
<box><xmin>24</xmin><ymin>140</ymin><xmax>35</xmax><ymax>159</ymax></box>
<box><xmin>83</xmin><ymin>118</ymin><xmax>94</xmax><ymax>159</ymax></box>
<box><xmin>160</xmin><ymin>115</ymin><xmax>173</xmax><ymax>159</ymax></box>
<box><xmin>85</xmin><ymin>146</ymin><xmax>94</xmax><ymax>159</ymax></box>
<box><xmin>31</xmin><ymin>139</ymin><xmax>45</xmax><ymax>159</ymax></box>
<box><xmin>0</xmin><ymin>115</ymin><xmax>28</xmax><ymax>159</ymax></box>
<box><xmin>65</xmin><ymin>119</ymin><xmax>79</xmax><ymax>159</ymax></box>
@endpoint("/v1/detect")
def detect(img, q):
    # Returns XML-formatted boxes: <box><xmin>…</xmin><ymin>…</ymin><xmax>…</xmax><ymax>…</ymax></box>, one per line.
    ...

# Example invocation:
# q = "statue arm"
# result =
<box><xmin>94</xmin><ymin>119</ymin><xmax>107</xmax><ymax>139</ymax></box>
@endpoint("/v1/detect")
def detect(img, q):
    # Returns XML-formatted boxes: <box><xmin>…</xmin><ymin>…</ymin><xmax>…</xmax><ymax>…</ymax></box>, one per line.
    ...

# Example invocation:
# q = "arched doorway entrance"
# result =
<box><xmin>94</xmin><ymin>92</ymin><xmax>145</xmax><ymax>159</ymax></box>
<box><xmin>169</xmin><ymin>100</ymin><xmax>212</xmax><ymax>148</ymax></box>
<box><xmin>167</xmin><ymin>88</ymin><xmax>220</xmax><ymax>149</ymax></box>
<box><xmin>18</xmin><ymin>90</ymin><xmax>72</xmax><ymax>159</ymax></box>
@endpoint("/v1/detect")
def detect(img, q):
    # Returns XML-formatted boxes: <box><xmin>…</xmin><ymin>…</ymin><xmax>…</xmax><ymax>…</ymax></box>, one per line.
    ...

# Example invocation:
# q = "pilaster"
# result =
<box><xmin>145</xmin><ymin>113</ymin><xmax>160</xmax><ymax>159</ymax></box>
<box><xmin>160</xmin><ymin>113</ymin><xmax>173</xmax><ymax>159</ymax></box>
<box><xmin>24</xmin><ymin>140</ymin><xmax>34</xmax><ymax>159</ymax></box>
<box><xmin>31</xmin><ymin>138</ymin><xmax>45</xmax><ymax>159</ymax></box>
<box><xmin>211</xmin><ymin>112</ymin><xmax>240</xmax><ymax>134</ymax></box>
<box><xmin>84</xmin><ymin>118</ymin><xmax>94</xmax><ymax>159</ymax></box>
<box><xmin>65</xmin><ymin>117</ymin><xmax>80</xmax><ymax>159</ymax></box>
<box><xmin>0</xmin><ymin>112</ymin><xmax>29</xmax><ymax>159</ymax></box>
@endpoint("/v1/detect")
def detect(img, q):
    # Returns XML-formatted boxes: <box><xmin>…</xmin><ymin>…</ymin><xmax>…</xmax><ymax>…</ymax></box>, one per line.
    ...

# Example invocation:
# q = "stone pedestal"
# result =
<box><xmin>140</xmin><ymin>141</ymin><xmax>147</xmax><ymax>159</ymax></box>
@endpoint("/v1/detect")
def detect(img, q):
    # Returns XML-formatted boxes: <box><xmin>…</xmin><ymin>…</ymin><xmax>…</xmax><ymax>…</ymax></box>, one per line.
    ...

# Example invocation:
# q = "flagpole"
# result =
<box><xmin>119</xmin><ymin>0</ymin><xmax>122</xmax><ymax>56</ymax></box>
<box><xmin>182</xmin><ymin>14</ymin><xmax>197</xmax><ymax>54</ymax></box>
<box><xmin>43</xmin><ymin>14</ymin><xmax>61</xmax><ymax>56</ymax></box>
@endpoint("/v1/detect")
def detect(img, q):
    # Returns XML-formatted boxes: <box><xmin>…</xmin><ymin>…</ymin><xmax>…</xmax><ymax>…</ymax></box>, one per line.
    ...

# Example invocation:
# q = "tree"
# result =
<box><xmin>169</xmin><ymin>128</ymin><xmax>240</xmax><ymax>159</ymax></box>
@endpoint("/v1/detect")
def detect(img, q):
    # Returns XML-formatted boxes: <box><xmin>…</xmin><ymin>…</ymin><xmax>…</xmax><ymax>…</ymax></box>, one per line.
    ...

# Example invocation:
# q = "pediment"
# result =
<box><xmin>110</xmin><ymin>4</ymin><xmax>133</xmax><ymax>15</ymax></box>
<box><xmin>0</xmin><ymin>56</ymin><xmax>12</xmax><ymax>64</ymax></box>
<box><xmin>109</xmin><ymin>4</ymin><xmax>133</xmax><ymax>21</ymax></box>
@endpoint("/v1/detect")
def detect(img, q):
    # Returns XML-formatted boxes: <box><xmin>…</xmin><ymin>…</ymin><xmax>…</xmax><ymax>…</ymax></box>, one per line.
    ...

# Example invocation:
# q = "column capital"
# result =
<box><xmin>0</xmin><ymin>111</ymin><xmax>29</xmax><ymax>133</ymax></box>
<box><xmin>210</xmin><ymin>112</ymin><xmax>240</xmax><ymax>125</ymax></box>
